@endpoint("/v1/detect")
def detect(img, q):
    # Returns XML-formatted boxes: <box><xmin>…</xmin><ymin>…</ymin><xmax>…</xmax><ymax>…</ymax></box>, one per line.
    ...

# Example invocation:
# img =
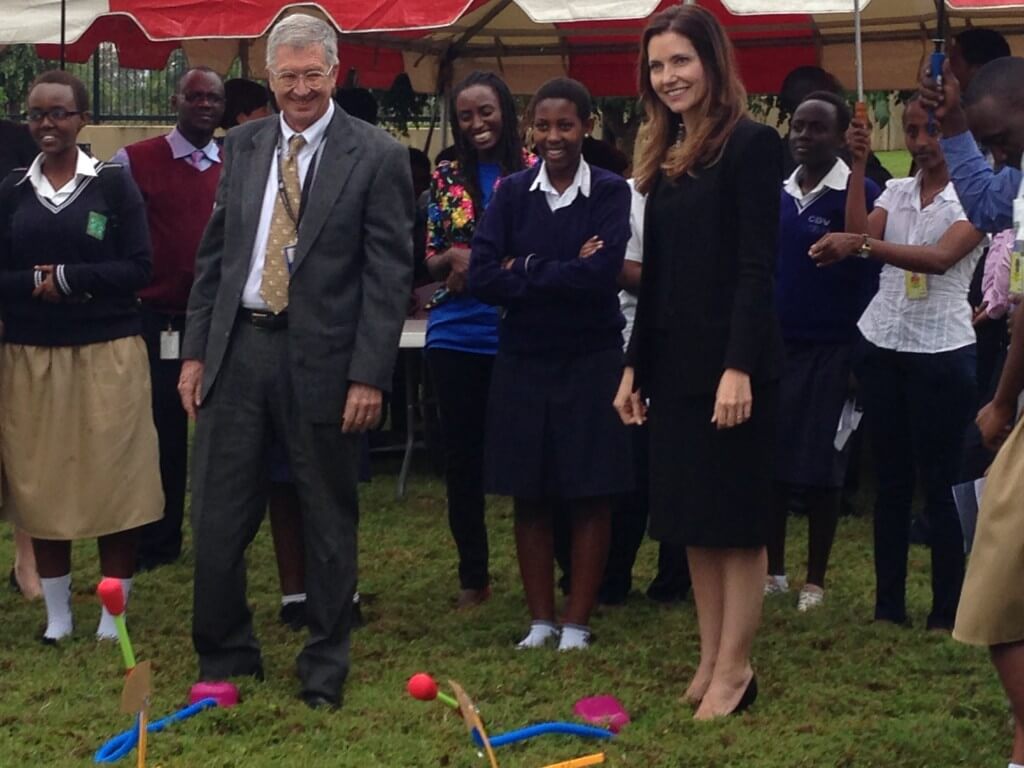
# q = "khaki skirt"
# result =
<box><xmin>0</xmin><ymin>337</ymin><xmax>164</xmax><ymax>540</ymax></box>
<box><xmin>953</xmin><ymin>413</ymin><xmax>1024</xmax><ymax>646</ymax></box>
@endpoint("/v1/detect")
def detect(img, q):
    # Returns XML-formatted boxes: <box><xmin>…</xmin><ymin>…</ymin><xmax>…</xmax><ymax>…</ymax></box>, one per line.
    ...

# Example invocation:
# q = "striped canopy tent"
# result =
<box><xmin>1</xmin><ymin>0</ymin><xmax>1023</xmax><ymax>95</ymax></box>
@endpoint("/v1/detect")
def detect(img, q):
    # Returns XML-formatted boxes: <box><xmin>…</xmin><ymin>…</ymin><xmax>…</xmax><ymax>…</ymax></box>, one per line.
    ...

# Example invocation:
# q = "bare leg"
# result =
<box><xmin>97</xmin><ymin>528</ymin><xmax>140</xmax><ymax>578</ymax></box>
<box><xmin>514</xmin><ymin>498</ymin><xmax>555</xmax><ymax>622</ymax></box>
<box><xmin>269</xmin><ymin>482</ymin><xmax>306</xmax><ymax>596</ymax></box>
<box><xmin>685</xmin><ymin>546</ymin><xmax>725</xmax><ymax>705</ymax></box>
<box><xmin>13</xmin><ymin>528</ymin><xmax>41</xmax><ymax>599</ymax></box>
<box><xmin>991</xmin><ymin>641</ymin><xmax>1024</xmax><ymax>764</ymax></box>
<box><xmin>32</xmin><ymin>538</ymin><xmax>72</xmax><ymax>578</ymax></box>
<box><xmin>561</xmin><ymin>497</ymin><xmax>611</xmax><ymax>627</ymax></box>
<box><xmin>696</xmin><ymin>546</ymin><xmax>766</xmax><ymax>720</ymax></box>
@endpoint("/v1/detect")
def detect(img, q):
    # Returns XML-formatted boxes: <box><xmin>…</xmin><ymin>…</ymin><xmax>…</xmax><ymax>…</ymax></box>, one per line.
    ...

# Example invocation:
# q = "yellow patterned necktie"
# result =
<box><xmin>260</xmin><ymin>133</ymin><xmax>306</xmax><ymax>314</ymax></box>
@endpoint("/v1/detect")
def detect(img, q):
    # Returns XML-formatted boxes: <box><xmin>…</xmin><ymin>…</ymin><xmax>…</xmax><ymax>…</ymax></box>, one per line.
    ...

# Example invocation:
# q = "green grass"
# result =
<box><xmin>876</xmin><ymin>150</ymin><xmax>913</xmax><ymax>179</ymax></box>
<box><xmin>0</xmin><ymin>464</ymin><xmax>1011</xmax><ymax>767</ymax></box>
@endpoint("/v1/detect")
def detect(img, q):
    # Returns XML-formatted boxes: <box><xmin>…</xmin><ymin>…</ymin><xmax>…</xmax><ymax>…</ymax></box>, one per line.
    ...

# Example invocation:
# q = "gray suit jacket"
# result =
<box><xmin>182</xmin><ymin>107</ymin><xmax>414</xmax><ymax>423</ymax></box>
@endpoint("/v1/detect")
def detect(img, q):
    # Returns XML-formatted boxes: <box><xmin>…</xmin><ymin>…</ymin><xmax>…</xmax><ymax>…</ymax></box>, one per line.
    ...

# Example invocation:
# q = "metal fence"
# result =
<box><xmin>54</xmin><ymin>44</ymin><xmax>187</xmax><ymax>123</ymax></box>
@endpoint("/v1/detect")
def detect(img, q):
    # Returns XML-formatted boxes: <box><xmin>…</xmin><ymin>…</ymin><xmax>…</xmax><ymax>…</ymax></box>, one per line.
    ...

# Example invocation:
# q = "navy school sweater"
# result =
<box><xmin>774</xmin><ymin>177</ymin><xmax>881</xmax><ymax>344</ymax></box>
<box><xmin>468</xmin><ymin>163</ymin><xmax>631</xmax><ymax>357</ymax></box>
<box><xmin>0</xmin><ymin>164</ymin><xmax>152</xmax><ymax>347</ymax></box>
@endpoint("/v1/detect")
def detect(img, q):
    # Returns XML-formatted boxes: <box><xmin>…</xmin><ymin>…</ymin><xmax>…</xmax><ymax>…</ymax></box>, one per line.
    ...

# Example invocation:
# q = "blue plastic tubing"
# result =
<box><xmin>471</xmin><ymin>721</ymin><xmax>614</xmax><ymax>749</ymax></box>
<box><xmin>94</xmin><ymin>698</ymin><xmax>218</xmax><ymax>763</ymax></box>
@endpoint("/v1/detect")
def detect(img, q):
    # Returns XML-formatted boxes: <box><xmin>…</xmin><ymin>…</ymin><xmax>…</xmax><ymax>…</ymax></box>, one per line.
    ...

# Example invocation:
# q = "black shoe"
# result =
<box><xmin>731</xmin><ymin>675</ymin><xmax>758</xmax><ymax>715</ymax></box>
<box><xmin>351</xmin><ymin>601</ymin><xmax>365</xmax><ymax>630</ymax></box>
<box><xmin>8</xmin><ymin>569</ymin><xmax>19</xmax><ymax>594</ymax></box>
<box><xmin>279</xmin><ymin>601</ymin><xmax>308</xmax><ymax>631</ymax></box>
<box><xmin>300</xmin><ymin>692</ymin><xmax>340</xmax><ymax>711</ymax></box>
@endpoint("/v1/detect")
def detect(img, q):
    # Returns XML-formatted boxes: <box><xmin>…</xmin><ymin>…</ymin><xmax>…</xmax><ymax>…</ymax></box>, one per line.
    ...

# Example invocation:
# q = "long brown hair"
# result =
<box><xmin>634</xmin><ymin>5</ymin><xmax>747</xmax><ymax>194</ymax></box>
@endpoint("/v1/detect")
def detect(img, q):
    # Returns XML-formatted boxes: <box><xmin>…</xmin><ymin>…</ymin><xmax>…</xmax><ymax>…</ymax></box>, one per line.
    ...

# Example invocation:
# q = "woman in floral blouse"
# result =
<box><xmin>425</xmin><ymin>71</ymin><xmax>532</xmax><ymax>609</ymax></box>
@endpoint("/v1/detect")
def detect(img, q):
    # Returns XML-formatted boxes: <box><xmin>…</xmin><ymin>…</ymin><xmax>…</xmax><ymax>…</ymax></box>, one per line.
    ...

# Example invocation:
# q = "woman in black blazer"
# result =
<box><xmin>614</xmin><ymin>4</ymin><xmax>783</xmax><ymax>720</ymax></box>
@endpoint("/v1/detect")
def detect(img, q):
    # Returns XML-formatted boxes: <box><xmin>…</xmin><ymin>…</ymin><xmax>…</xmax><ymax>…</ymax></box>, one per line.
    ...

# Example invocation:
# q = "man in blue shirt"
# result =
<box><xmin>922</xmin><ymin>57</ymin><xmax>1022</xmax><ymax>234</ymax></box>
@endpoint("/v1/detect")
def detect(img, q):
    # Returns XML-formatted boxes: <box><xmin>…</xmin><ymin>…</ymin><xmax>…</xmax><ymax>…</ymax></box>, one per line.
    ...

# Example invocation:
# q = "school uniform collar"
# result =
<box><xmin>530</xmin><ymin>158</ymin><xmax>591</xmax><ymax>203</ymax></box>
<box><xmin>166</xmin><ymin>126</ymin><xmax>221</xmax><ymax>164</ymax></box>
<box><xmin>21</xmin><ymin>147</ymin><xmax>98</xmax><ymax>191</ymax></box>
<box><xmin>784</xmin><ymin>157</ymin><xmax>850</xmax><ymax>205</ymax></box>
<box><xmin>909</xmin><ymin>170</ymin><xmax>959</xmax><ymax>211</ymax></box>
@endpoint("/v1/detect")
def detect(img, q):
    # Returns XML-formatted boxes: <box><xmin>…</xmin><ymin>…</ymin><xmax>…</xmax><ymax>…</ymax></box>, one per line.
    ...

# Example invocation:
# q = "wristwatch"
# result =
<box><xmin>857</xmin><ymin>234</ymin><xmax>872</xmax><ymax>259</ymax></box>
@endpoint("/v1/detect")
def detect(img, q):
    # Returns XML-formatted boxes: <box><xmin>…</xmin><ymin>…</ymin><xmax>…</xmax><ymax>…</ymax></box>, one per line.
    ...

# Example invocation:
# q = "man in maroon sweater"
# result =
<box><xmin>112</xmin><ymin>68</ymin><xmax>225</xmax><ymax>570</ymax></box>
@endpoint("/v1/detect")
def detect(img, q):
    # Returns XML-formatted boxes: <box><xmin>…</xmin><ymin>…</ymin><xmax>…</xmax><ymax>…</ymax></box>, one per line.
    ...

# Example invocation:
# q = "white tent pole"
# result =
<box><xmin>853</xmin><ymin>0</ymin><xmax>864</xmax><ymax>102</ymax></box>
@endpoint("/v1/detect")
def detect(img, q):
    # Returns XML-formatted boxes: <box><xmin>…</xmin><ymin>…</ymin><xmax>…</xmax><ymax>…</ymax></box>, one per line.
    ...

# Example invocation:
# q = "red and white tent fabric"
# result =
<box><xmin>2</xmin><ymin>0</ymin><xmax>1023</xmax><ymax>94</ymax></box>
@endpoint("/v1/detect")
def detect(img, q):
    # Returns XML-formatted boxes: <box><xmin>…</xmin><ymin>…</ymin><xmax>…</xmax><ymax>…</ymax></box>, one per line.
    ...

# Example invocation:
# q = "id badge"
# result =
<box><xmin>284</xmin><ymin>243</ymin><xmax>297</xmax><ymax>275</ymax></box>
<box><xmin>905</xmin><ymin>271</ymin><xmax>928</xmax><ymax>300</ymax></box>
<box><xmin>1011</xmin><ymin>248</ymin><xmax>1024</xmax><ymax>296</ymax></box>
<box><xmin>160</xmin><ymin>330</ymin><xmax>181</xmax><ymax>360</ymax></box>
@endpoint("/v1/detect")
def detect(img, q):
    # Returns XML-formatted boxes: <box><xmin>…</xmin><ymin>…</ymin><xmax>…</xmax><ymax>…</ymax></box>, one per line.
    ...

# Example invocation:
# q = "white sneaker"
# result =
<box><xmin>515</xmin><ymin>621</ymin><xmax>559</xmax><ymax>650</ymax></box>
<box><xmin>797</xmin><ymin>584</ymin><xmax>825</xmax><ymax>612</ymax></box>
<box><xmin>557</xmin><ymin>624</ymin><xmax>591</xmax><ymax>652</ymax></box>
<box><xmin>764</xmin><ymin>574</ymin><xmax>790</xmax><ymax>596</ymax></box>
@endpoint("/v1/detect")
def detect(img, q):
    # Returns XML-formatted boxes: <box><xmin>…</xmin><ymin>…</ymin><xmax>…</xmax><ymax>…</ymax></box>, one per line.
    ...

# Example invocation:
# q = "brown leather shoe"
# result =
<box><xmin>456</xmin><ymin>586</ymin><xmax>492</xmax><ymax>610</ymax></box>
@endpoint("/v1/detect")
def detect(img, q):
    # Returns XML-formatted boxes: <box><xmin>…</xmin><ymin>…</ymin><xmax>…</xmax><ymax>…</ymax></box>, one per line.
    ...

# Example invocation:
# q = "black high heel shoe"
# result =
<box><xmin>730</xmin><ymin>674</ymin><xmax>758</xmax><ymax>715</ymax></box>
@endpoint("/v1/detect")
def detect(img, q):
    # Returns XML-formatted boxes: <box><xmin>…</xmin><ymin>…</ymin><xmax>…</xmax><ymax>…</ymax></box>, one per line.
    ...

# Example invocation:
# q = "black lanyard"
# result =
<box><xmin>275</xmin><ymin>138</ymin><xmax>319</xmax><ymax>228</ymax></box>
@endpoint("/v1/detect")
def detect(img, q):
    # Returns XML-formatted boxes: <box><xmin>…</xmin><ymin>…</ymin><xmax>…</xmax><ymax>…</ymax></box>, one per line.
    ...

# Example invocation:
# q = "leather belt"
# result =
<box><xmin>240</xmin><ymin>307</ymin><xmax>288</xmax><ymax>330</ymax></box>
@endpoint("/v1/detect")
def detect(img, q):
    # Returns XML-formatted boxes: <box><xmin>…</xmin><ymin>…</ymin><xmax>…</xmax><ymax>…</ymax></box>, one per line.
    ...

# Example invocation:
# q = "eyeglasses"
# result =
<box><xmin>182</xmin><ymin>91</ymin><xmax>225</xmax><ymax>105</ymax></box>
<box><xmin>25</xmin><ymin>107</ymin><xmax>83</xmax><ymax>123</ymax></box>
<box><xmin>269</xmin><ymin>69</ymin><xmax>334</xmax><ymax>90</ymax></box>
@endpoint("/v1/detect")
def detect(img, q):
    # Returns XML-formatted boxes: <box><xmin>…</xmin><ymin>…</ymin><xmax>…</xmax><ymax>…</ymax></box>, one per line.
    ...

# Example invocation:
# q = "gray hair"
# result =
<box><xmin>266</xmin><ymin>14</ymin><xmax>339</xmax><ymax>70</ymax></box>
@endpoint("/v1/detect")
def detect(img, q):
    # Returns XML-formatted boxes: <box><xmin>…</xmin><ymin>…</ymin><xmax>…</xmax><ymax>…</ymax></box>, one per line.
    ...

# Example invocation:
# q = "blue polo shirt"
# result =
<box><xmin>775</xmin><ymin>158</ymin><xmax>881</xmax><ymax>343</ymax></box>
<box><xmin>425</xmin><ymin>163</ymin><xmax>502</xmax><ymax>355</ymax></box>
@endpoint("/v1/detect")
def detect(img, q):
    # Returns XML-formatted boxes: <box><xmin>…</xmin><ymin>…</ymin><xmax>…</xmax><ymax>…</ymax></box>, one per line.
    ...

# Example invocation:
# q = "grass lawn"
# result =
<box><xmin>0</xmin><ymin>458</ymin><xmax>1012</xmax><ymax>767</ymax></box>
<box><xmin>876</xmin><ymin>150</ymin><xmax>913</xmax><ymax>179</ymax></box>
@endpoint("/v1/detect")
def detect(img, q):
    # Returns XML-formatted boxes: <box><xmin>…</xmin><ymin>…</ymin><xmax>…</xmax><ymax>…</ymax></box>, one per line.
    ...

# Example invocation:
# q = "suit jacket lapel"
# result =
<box><xmin>239</xmin><ymin>120</ymin><xmax>278</xmax><ymax>262</ymax></box>
<box><xmin>292</xmin><ymin>109</ymin><xmax>359</xmax><ymax>274</ymax></box>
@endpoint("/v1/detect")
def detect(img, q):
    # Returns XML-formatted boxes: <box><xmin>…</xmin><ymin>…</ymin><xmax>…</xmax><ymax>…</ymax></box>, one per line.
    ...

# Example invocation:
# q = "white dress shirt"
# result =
<box><xmin>242</xmin><ymin>100</ymin><xmax>335</xmax><ymax>310</ymax></box>
<box><xmin>23</xmin><ymin>148</ymin><xmax>98</xmax><ymax>209</ymax></box>
<box><xmin>529</xmin><ymin>158</ymin><xmax>591</xmax><ymax>213</ymax></box>
<box><xmin>618</xmin><ymin>178</ymin><xmax>646</xmax><ymax>349</ymax></box>
<box><xmin>111</xmin><ymin>127</ymin><xmax>221</xmax><ymax>174</ymax></box>
<box><xmin>783</xmin><ymin>157</ymin><xmax>851</xmax><ymax>213</ymax></box>
<box><xmin>858</xmin><ymin>173</ymin><xmax>985</xmax><ymax>353</ymax></box>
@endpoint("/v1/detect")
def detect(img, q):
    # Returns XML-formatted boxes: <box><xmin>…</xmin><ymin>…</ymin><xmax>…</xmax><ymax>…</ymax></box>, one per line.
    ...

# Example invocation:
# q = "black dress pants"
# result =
<box><xmin>138</xmin><ymin>308</ymin><xmax>188</xmax><ymax>567</ymax></box>
<box><xmin>426</xmin><ymin>348</ymin><xmax>493</xmax><ymax>590</ymax></box>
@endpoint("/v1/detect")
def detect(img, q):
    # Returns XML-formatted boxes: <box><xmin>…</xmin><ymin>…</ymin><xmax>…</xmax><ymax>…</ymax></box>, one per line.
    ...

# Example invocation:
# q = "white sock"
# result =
<box><xmin>516</xmin><ymin>621</ymin><xmax>559</xmax><ymax>650</ymax></box>
<box><xmin>558</xmin><ymin>623</ymin><xmax>591</xmax><ymax>651</ymax></box>
<box><xmin>96</xmin><ymin>577</ymin><xmax>132</xmax><ymax>640</ymax></box>
<box><xmin>1008</xmin><ymin>763</ymin><xmax>1024</xmax><ymax>768</ymax></box>
<box><xmin>281</xmin><ymin>593</ymin><xmax>306</xmax><ymax>606</ymax></box>
<box><xmin>40</xmin><ymin>574</ymin><xmax>73</xmax><ymax>641</ymax></box>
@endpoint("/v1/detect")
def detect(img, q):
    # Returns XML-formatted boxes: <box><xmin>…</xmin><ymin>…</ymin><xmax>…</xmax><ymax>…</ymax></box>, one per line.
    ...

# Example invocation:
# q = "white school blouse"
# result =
<box><xmin>858</xmin><ymin>173</ymin><xmax>984</xmax><ymax>353</ymax></box>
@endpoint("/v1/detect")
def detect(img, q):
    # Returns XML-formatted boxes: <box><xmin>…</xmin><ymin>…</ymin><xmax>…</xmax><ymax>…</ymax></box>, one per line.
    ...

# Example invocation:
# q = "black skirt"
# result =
<box><xmin>484</xmin><ymin>347</ymin><xmax>633</xmax><ymax>500</ymax></box>
<box><xmin>776</xmin><ymin>340</ymin><xmax>856</xmax><ymax>489</ymax></box>
<box><xmin>645</xmin><ymin>333</ymin><xmax>778</xmax><ymax>549</ymax></box>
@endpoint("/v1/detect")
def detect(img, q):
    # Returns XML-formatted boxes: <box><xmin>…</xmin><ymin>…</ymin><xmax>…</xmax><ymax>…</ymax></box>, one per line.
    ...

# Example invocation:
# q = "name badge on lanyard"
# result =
<box><xmin>1011</xmin><ymin>197</ymin><xmax>1024</xmax><ymax>296</ymax></box>
<box><xmin>905</xmin><ymin>271</ymin><xmax>928</xmax><ymax>300</ymax></box>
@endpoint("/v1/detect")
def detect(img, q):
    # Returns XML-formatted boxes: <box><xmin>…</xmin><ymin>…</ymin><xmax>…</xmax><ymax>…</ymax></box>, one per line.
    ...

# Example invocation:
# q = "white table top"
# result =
<box><xmin>400</xmin><ymin>318</ymin><xmax>427</xmax><ymax>349</ymax></box>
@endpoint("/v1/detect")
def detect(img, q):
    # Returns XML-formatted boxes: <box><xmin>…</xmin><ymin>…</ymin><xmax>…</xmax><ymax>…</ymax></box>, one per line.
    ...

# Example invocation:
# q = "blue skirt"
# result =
<box><xmin>776</xmin><ymin>340</ymin><xmax>856</xmax><ymax>489</ymax></box>
<box><xmin>484</xmin><ymin>347</ymin><xmax>633</xmax><ymax>500</ymax></box>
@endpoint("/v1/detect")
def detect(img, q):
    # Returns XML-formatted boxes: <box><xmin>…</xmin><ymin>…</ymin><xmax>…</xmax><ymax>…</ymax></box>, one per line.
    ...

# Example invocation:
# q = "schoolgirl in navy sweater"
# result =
<box><xmin>0</xmin><ymin>71</ymin><xmax>161</xmax><ymax>645</ymax></box>
<box><xmin>469</xmin><ymin>78</ymin><xmax>632</xmax><ymax>651</ymax></box>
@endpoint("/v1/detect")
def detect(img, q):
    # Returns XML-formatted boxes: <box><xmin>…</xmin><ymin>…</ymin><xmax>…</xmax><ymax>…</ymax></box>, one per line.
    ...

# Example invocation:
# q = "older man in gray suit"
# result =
<box><xmin>178</xmin><ymin>13</ymin><xmax>413</xmax><ymax>709</ymax></box>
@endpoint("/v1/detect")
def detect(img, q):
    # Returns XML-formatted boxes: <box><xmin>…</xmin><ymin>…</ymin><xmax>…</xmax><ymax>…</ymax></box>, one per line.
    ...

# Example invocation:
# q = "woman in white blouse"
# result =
<box><xmin>811</xmin><ymin>96</ymin><xmax>985</xmax><ymax>631</ymax></box>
